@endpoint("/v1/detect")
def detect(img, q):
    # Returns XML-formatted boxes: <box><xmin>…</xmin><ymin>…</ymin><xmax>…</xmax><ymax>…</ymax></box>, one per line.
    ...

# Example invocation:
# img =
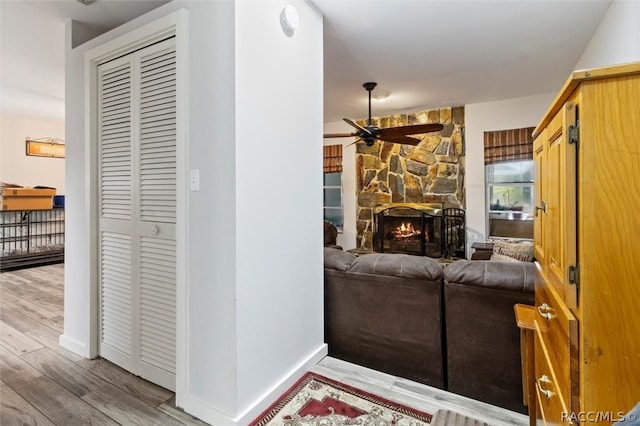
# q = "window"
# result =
<box><xmin>323</xmin><ymin>144</ymin><xmax>343</xmax><ymax>229</ymax></box>
<box><xmin>486</xmin><ymin>160</ymin><xmax>534</xmax><ymax>213</ymax></box>
<box><xmin>323</xmin><ymin>172</ymin><xmax>343</xmax><ymax>228</ymax></box>
<box><xmin>483</xmin><ymin>126</ymin><xmax>536</xmax><ymax>240</ymax></box>
<box><xmin>486</xmin><ymin>160</ymin><xmax>534</xmax><ymax>239</ymax></box>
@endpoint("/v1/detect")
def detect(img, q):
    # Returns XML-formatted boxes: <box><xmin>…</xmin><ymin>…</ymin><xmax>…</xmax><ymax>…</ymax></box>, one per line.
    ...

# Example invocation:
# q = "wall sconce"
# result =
<box><xmin>280</xmin><ymin>5</ymin><xmax>299</xmax><ymax>36</ymax></box>
<box><xmin>25</xmin><ymin>137</ymin><xmax>65</xmax><ymax>158</ymax></box>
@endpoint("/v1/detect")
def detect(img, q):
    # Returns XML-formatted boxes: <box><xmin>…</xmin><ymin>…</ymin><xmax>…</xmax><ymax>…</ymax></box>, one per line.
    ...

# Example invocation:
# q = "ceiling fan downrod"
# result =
<box><xmin>363</xmin><ymin>82</ymin><xmax>377</xmax><ymax>126</ymax></box>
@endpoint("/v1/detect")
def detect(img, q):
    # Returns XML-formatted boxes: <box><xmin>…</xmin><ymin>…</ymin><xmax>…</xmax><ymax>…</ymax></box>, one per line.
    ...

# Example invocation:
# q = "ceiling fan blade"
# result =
<box><xmin>323</xmin><ymin>132</ymin><xmax>357</xmax><ymax>138</ymax></box>
<box><xmin>377</xmin><ymin>135</ymin><xmax>422</xmax><ymax>146</ymax></box>
<box><xmin>346</xmin><ymin>138</ymin><xmax>362</xmax><ymax>147</ymax></box>
<box><xmin>343</xmin><ymin>118</ymin><xmax>373</xmax><ymax>136</ymax></box>
<box><xmin>379</xmin><ymin>123</ymin><xmax>444</xmax><ymax>137</ymax></box>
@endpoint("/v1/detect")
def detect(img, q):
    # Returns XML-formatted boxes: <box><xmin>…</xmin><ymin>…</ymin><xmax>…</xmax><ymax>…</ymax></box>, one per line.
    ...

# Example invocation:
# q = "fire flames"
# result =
<box><xmin>391</xmin><ymin>222</ymin><xmax>427</xmax><ymax>241</ymax></box>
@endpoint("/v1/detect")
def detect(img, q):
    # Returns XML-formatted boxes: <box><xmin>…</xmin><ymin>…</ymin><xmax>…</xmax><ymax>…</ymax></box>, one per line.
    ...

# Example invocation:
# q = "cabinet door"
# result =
<box><xmin>542</xmin><ymin>103</ymin><xmax>578</xmax><ymax>307</ymax></box>
<box><xmin>533</xmin><ymin>131</ymin><xmax>546</xmax><ymax>267</ymax></box>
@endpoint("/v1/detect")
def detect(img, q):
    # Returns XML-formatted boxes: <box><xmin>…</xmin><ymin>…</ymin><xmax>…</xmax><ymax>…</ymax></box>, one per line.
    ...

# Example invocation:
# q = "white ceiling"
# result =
<box><xmin>0</xmin><ymin>0</ymin><xmax>170</xmax><ymax>122</ymax></box>
<box><xmin>0</xmin><ymin>0</ymin><xmax>613</xmax><ymax>124</ymax></box>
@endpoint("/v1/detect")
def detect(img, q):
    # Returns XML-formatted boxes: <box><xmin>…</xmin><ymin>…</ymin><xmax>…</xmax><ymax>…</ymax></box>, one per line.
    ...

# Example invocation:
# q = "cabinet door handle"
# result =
<box><xmin>536</xmin><ymin>375</ymin><xmax>555</xmax><ymax>400</ymax></box>
<box><xmin>537</xmin><ymin>303</ymin><xmax>556</xmax><ymax>321</ymax></box>
<box><xmin>535</xmin><ymin>201</ymin><xmax>547</xmax><ymax>216</ymax></box>
<box><xmin>151</xmin><ymin>225</ymin><xmax>159</xmax><ymax>235</ymax></box>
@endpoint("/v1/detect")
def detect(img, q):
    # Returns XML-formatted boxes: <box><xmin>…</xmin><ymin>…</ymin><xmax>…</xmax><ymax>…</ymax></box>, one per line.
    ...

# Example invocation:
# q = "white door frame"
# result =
<box><xmin>84</xmin><ymin>9</ymin><xmax>188</xmax><ymax>397</ymax></box>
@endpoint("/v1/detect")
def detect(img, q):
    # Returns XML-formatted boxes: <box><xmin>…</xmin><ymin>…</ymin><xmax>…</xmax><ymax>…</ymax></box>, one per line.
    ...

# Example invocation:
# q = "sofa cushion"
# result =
<box><xmin>348</xmin><ymin>253</ymin><xmax>443</xmax><ymax>280</ymax></box>
<box><xmin>490</xmin><ymin>239</ymin><xmax>534</xmax><ymax>262</ymax></box>
<box><xmin>323</xmin><ymin>247</ymin><xmax>356</xmax><ymax>271</ymax></box>
<box><xmin>444</xmin><ymin>259</ymin><xmax>534</xmax><ymax>293</ymax></box>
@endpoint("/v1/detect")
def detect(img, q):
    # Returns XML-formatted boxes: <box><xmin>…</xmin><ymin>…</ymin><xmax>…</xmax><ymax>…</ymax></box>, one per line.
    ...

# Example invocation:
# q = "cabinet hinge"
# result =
<box><xmin>568</xmin><ymin>120</ymin><xmax>580</xmax><ymax>144</ymax></box>
<box><xmin>568</xmin><ymin>264</ymin><xmax>580</xmax><ymax>289</ymax></box>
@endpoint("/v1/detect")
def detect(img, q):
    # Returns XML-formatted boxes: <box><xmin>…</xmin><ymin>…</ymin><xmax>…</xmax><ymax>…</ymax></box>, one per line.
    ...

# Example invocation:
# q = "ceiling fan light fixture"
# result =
<box><xmin>76</xmin><ymin>0</ymin><xmax>96</xmax><ymax>5</ymax></box>
<box><xmin>373</xmin><ymin>89</ymin><xmax>390</xmax><ymax>102</ymax></box>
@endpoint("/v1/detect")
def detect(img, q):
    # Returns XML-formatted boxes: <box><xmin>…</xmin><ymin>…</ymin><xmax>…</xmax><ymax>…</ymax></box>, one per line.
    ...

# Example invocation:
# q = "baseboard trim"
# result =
<box><xmin>234</xmin><ymin>344</ymin><xmax>328</xmax><ymax>425</ymax></box>
<box><xmin>178</xmin><ymin>395</ymin><xmax>237</xmax><ymax>426</ymax></box>
<box><xmin>178</xmin><ymin>344</ymin><xmax>328</xmax><ymax>426</ymax></box>
<box><xmin>59</xmin><ymin>333</ymin><xmax>88</xmax><ymax>357</ymax></box>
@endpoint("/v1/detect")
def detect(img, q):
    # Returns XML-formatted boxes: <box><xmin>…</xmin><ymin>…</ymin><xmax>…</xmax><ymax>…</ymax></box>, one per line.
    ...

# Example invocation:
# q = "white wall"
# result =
<box><xmin>234</xmin><ymin>0</ymin><xmax>325</xmax><ymax>421</ymax></box>
<box><xmin>323</xmin><ymin>120</ymin><xmax>357</xmax><ymax>250</ymax></box>
<box><xmin>0</xmin><ymin>113</ymin><xmax>65</xmax><ymax>193</ymax></box>
<box><xmin>464</xmin><ymin>92</ymin><xmax>555</xmax><ymax>253</ymax></box>
<box><xmin>62</xmin><ymin>1</ymin><xmax>324</xmax><ymax>425</ymax></box>
<box><xmin>574</xmin><ymin>0</ymin><xmax>640</xmax><ymax>70</ymax></box>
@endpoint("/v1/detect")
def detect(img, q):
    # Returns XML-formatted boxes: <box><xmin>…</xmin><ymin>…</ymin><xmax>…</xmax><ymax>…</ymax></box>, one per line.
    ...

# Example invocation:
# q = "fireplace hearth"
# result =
<box><xmin>373</xmin><ymin>203</ymin><xmax>443</xmax><ymax>258</ymax></box>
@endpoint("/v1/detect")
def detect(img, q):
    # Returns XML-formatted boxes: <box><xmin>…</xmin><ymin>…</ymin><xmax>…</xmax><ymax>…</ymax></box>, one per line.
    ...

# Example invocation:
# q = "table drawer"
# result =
<box><xmin>534</xmin><ymin>270</ymin><xmax>577</xmax><ymax>403</ymax></box>
<box><xmin>534</xmin><ymin>324</ymin><xmax>569</xmax><ymax>425</ymax></box>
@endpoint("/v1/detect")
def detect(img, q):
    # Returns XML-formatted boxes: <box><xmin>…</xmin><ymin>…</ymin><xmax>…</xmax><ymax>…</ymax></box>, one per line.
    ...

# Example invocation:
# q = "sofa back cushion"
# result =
<box><xmin>324</xmin><ymin>247</ymin><xmax>357</xmax><ymax>271</ymax></box>
<box><xmin>348</xmin><ymin>253</ymin><xmax>443</xmax><ymax>281</ymax></box>
<box><xmin>444</xmin><ymin>259</ymin><xmax>534</xmax><ymax>293</ymax></box>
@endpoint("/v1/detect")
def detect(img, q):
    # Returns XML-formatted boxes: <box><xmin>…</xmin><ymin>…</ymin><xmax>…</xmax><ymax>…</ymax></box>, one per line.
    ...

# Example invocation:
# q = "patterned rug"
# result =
<box><xmin>249</xmin><ymin>372</ymin><xmax>432</xmax><ymax>425</ymax></box>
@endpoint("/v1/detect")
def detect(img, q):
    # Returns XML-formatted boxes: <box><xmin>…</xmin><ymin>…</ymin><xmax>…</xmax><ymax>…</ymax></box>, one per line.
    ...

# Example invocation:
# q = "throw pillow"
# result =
<box><xmin>491</xmin><ymin>240</ymin><xmax>534</xmax><ymax>262</ymax></box>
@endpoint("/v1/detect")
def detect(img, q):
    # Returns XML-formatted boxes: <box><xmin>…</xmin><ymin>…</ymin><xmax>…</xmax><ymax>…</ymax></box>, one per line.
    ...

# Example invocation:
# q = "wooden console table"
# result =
<box><xmin>514</xmin><ymin>303</ymin><xmax>536</xmax><ymax>426</ymax></box>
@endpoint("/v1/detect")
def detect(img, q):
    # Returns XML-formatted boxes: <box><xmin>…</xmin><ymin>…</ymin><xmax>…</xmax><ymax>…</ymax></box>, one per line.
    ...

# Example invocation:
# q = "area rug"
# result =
<box><xmin>250</xmin><ymin>372</ymin><xmax>432</xmax><ymax>425</ymax></box>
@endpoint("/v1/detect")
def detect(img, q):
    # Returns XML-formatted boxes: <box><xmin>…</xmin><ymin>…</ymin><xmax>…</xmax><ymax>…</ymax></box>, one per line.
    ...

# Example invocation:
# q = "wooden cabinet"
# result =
<box><xmin>530</xmin><ymin>62</ymin><xmax>640</xmax><ymax>425</ymax></box>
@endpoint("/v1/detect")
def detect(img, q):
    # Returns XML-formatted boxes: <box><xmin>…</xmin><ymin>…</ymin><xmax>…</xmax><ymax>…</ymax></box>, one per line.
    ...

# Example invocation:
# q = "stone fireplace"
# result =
<box><xmin>374</xmin><ymin>203</ymin><xmax>443</xmax><ymax>257</ymax></box>
<box><xmin>356</xmin><ymin>106</ymin><xmax>465</xmax><ymax>251</ymax></box>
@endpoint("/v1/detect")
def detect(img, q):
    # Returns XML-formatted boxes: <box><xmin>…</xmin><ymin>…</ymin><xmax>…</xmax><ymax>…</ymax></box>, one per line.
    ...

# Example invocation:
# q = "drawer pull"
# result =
<box><xmin>537</xmin><ymin>303</ymin><xmax>556</xmax><ymax>321</ymax></box>
<box><xmin>536</xmin><ymin>374</ymin><xmax>555</xmax><ymax>400</ymax></box>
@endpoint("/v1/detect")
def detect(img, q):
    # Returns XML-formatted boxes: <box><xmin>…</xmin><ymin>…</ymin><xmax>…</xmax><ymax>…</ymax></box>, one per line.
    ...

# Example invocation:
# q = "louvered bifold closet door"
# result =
<box><xmin>97</xmin><ymin>37</ymin><xmax>177</xmax><ymax>391</ymax></box>
<box><xmin>136</xmin><ymin>39</ymin><xmax>177</xmax><ymax>390</ymax></box>
<box><xmin>98</xmin><ymin>53</ymin><xmax>136</xmax><ymax>375</ymax></box>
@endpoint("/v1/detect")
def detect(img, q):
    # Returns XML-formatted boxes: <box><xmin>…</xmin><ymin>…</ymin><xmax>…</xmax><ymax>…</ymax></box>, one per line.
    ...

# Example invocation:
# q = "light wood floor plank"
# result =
<box><xmin>13</xmin><ymin>375</ymin><xmax>119</xmax><ymax>426</ymax></box>
<box><xmin>75</xmin><ymin>357</ymin><xmax>174</xmax><ymax>407</ymax></box>
<box><xmin>0</xmin><ymin>293</ymin><xmax>64</xmax><ymax>332</ymax></box>
<box><xmin>81</xmin><ymin>383</ymin><xmax>185</xmax><ymax>426</ymax></box>
<box><xmin>0</xmin><ymin>303</ymin><xmax>44</xmax><ymax>333</ymax></box>
<box><xmin>25</xmin><ymin>326</ymin><xmax>83</xmax><ymax>363</ymax></box>
<box><xmin>20</xmin><ymin>347</ymin><xmax>107</xmax><ymax>398</ymax></box>
<box><xmin>0</xmin><ymin>381</ymin><xmax>56</xmax><ymax>426</ymax></box>
<box><xmin>0</xmin><ymin>319</ymin><xmax>44</xmax><ymax>356</ymax></box>
<box><xmin>0</xmin><ymin>346</ymin><xmax>42</xmax><ymax>387</ymax></box>
<box><xmin>0</xmin><ymin>286</ymin><xmax>63</xmax><ymax>320</ymax></box>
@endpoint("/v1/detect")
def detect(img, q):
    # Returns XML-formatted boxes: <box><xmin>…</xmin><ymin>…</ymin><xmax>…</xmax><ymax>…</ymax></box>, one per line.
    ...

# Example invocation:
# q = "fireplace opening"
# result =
<box><xmin>373</xmin><ymin>204</ymin><xmax>443</xmax><ymax>258</ymax></box>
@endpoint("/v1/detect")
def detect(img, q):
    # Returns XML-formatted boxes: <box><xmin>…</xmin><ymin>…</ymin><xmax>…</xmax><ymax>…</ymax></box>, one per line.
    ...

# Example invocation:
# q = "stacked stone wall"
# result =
<box><xmin>356</xmin><ymin>106</ymin><xmax>465</xmax><ymax>249</ymax></box>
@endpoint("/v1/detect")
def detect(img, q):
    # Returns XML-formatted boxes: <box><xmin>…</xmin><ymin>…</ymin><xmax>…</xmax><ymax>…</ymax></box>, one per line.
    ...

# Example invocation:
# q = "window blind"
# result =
<box><xmin>484</xmin><ymin>127</ymin><xmax>535</xmax><ymax>164</ymax></box>
<box><xmin>323</xmin><ymin>144</ymin><xmax>343</xmax><ymax>173</ymax></box>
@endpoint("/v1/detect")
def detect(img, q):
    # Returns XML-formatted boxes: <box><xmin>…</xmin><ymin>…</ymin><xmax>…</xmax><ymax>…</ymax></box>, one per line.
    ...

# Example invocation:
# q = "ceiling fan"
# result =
<box><xmin>324</xmin><ymin>82</ymin><xmax>444</xmax><ymax>146</ymax></box>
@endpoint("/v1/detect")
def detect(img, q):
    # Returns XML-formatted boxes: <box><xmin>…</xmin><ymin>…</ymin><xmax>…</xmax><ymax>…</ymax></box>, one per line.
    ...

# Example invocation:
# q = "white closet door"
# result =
<box><xmin>98</xmin><ymin>38</ymin><xmax>177</xmax><ymax>391</ymax></box>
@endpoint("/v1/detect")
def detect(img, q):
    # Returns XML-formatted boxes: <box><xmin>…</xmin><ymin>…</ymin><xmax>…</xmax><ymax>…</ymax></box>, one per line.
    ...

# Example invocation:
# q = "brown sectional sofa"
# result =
<box><xmin>323</xmin><ymin>247</ymin><xmax>535</xmax><ymax>413</ymax></box>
